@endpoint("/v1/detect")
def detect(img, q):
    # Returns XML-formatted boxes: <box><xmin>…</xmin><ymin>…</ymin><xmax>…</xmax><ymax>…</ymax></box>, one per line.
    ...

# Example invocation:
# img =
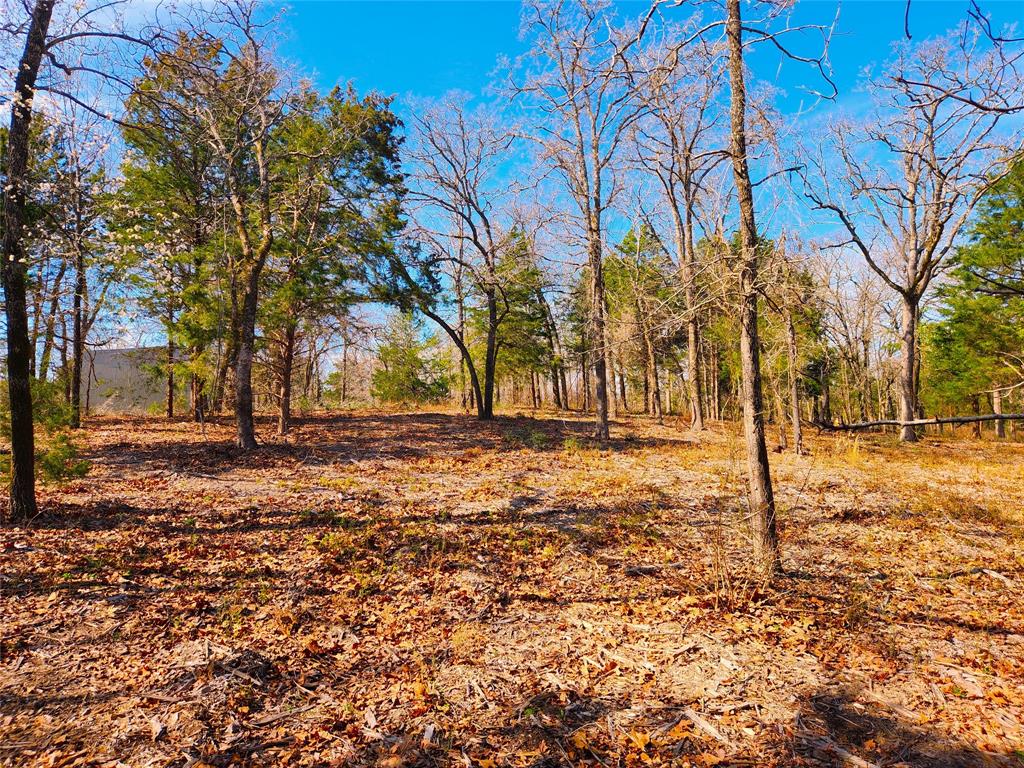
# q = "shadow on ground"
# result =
<box><xmin>74</xmin><ymin>411</ymin><xmax>695</xmax><ymax>477</ymax></box>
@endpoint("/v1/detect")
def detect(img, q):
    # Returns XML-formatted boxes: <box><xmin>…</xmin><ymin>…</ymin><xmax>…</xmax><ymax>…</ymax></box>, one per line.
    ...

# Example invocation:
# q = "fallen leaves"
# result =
<box><xmin>2</xmin><ymin>411</ymin><xmax>1023</xmax><ymax>768</ymax></box>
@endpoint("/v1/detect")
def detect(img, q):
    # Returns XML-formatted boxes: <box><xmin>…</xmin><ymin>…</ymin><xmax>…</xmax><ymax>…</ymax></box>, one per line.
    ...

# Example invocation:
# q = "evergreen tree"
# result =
<box><xmin>922</xmin><ymin>159</ymin><xmax>1024</xmax><ymax>423</ymax></box>
<box><xmin>371</xmin><ymin>312</ymin><xmax>450</xmax><ymax>404</ymax></box>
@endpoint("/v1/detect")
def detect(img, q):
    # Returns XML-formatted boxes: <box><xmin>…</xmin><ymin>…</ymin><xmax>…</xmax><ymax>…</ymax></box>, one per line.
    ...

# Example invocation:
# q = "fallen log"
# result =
<box><xmin>814</xmin><ymin>413</ymin><xmax>1024</xmax><ymax>432</ymax></box>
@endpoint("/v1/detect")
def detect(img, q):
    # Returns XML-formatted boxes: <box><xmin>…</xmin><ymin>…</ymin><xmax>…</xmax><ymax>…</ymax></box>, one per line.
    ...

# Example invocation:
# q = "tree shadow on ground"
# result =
<box><xmin>343</xmin><ymin>689</ymin><xmax>701</xmax><ymax>768</ymax></box>
<box><xmin>337</xmin><ymin>683</ymin><xmax>1023</xmax><ymax>768</ymax></box>
<box><xmin>76</xmin><ymin>411</ymin><xmax>695</xmax><ymax>479</ymax></box>
<box><xmin>787</xmin><ymin>684</ymin><xmax>1021</xmax><ymax>767</ymax></box>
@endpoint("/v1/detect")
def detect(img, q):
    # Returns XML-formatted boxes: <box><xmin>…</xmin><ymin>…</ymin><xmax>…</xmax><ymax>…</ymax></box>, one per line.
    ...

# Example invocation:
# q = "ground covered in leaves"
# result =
<box><xmin>2</xmin><ymin>410</ymin><xmax>1023</xmax><ymax>768</ymax></box>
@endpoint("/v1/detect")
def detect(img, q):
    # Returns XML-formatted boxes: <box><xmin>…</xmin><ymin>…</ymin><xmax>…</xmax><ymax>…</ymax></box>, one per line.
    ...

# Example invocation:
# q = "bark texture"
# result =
<box><xmin>726</xmin><ymin>0</ymin><xmax>778</xmax><ymax>569</ymax></box>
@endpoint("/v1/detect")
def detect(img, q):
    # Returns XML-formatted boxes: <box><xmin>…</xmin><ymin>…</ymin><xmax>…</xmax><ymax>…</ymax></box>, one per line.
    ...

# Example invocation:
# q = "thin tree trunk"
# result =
<box><xmin>60</xmin><ymin>316</ymin><xmax>70</xmax><ymax>402</ymax></box>
<box><xmin>29</xmin><ymin>260</ymin><xmax>43</xmax><ymax>379</ymax></box>
<box><xmin>340</xmin><ymin>336</ymin><xmax>349</xmax><ymax>404</ymax></box>
<box><xmin>786</xmin><ymin>312</ymin><xmax>803</xmax><ymax>455</ymax></box>
<box><xmin>277</xmin><ymin>324</ymin><xmax>296</xmax><ymax>435</ymax></box>
<box><xmin>536</xmin><ymin>288</ymin><xmax>565</xmax><ymax>411</ymax></box>
<box><xmin>235</xmin><ymin>269</ymin><xmax>260</xmax><ymax>450</ymax></box>
<box><xmin>37</xmin><ymin>258</ymin><xmax>66</xmax><ymax>380</ymax></box>
<box><xmin>899</xmin><ymin>295</ymin><xmax>919</xmax><ymax>443</ymax></box>
<box><xmin>605</xmin><ymin>320</ymin><xmax>617</xmax><ymax>419</ymax></box>
<box><xmin>166</xmin><ymin>332</ymin><xmax>175</xmax><ymax>420</ymax></box>
<box><xmin>619</xmin><ymin>370</ymin><xmax>628</xmax><ymax>413</ymax></box>
<box><xmin>727</xmin><ymin>0</ymin><xmax>778</xmax><ymax>569</ymax></box>
<box><xmin>821</xmin><ymin>372</ymin><xmax>832</xmax><ymax>425</ymax></box>
<box><xmin>456</xmin><ymin>275</ymin><xmax>467</xmax><ymax>410</ymax></box>
<box><xmin>589</xmin><ymin>232</ymin><xmax>610</xmax><ymax>438</ymax></box>
<box><xmin>582</xmin><ymin>352</ymin><xmax>591</xmax><ymax>413</ymax></box>
<box><xmin>672</xmin><ymin>204</ymin><xmax>705</xmax><ymax>431</ymax></box>
<box><xmin>191</xmin><ymin>372</ymin><xmax>206</xmax><ymax>422</ymax></box>
<box><xmin>483</xmin><ymin>291</ymin><xmax>497</xmax><ymax>420</ymax></box>
<box><xmin>994</xmin><ymin>388</ymin><xmax>1005</xmax><ymax>439</ymax></box>
<box><xmin>422</xmin><ymin>307</ymin><xmax>485</xmax><ymax>419</ymax></box>
<box><xmin>1</xmin><ymin>0</ymin><xmax>55</xmax><ymax>522</ymax></box>
<box><xmin>775</xmin><ymin>381</ymin><xmax>787</xmax><ymax>451</ymax></box>
<box><xmin>302</xmin><ymin>340</ymin><xmax>315</xmax><ymax>399</ymax></box>
<box><xmin>214</xmin><ymin>293</ymin><xmax>240</xmax><ymax>414</ymax></box>
<box><xmin>645</xmin><ymin>331</ymin><xmax>663</xmax><ymax>423</ymax></box>
<box><xmin>84</xmin><ymin>350</ymin><xmax>93</xmax><ymax>415</ymax></box>
<box><xmin>711</xmin><ymin>343</ymin><xmax>721</xmax><ymax>421</ymax></box>
<box><xmin>70</xmin><ymin>240</ymin><xmax>85</xmax><ymax>429</ymax></box>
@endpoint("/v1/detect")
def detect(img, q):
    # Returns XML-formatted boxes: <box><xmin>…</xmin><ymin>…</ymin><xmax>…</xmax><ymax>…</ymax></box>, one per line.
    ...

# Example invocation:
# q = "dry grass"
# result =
<box><xmin>1</xmin><ymin>409</ymin><xmax>1022</xmax><ymax>768</ymax></box>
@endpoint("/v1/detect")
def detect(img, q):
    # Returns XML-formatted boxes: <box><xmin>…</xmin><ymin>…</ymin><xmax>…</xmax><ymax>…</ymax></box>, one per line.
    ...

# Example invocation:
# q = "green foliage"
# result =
<box><xmin>954</xmin><ymin>159</ymin><xmax>1024</xmax><ymax>300</ymax></box>
<box><xmin>262</xmin><ymin>86</ymin><xmax>405</xmax><ymax>341</ymax></box>
<box><xmin>371</xmin><ymin>313</ymin><xmax>451</xmax><ymax>404</ymax></box>
<box><xmin>467</xmin><ymin>231</ymin><xmax>551</xmax><ymax>378</ymax></box>
<box><xmin>28</xmin><ymin>380</ymin><xmax>77</xmax><ymax>433</ymax></box>
<box><xmin>35</xmin><ymin>433</ymin><xmax>91</xmax><ymax>482</ymax></box>
<box><xmin>922</xmin><ymin>159</ymin><xmax>1024</xmax><ymax>414</ymax></box>
<box><xmin>0</xmin><ymin>381</ymin><xmax>90</xmax><ymax>484</ymax></box>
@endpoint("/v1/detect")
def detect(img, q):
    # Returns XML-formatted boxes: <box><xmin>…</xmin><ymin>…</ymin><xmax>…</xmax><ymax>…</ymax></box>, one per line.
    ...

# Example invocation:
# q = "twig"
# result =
<box><xmin>802</xmin><ymin>736</ymin><xmax>880</xmax><ymax>768</ymax></box>
<box><xmin>815</xmin><ymin>413</ymin><xmax>1024</xmax><ymax>431</ymax></box>
<box><xmin>248</xmin><ymin>704</ymin><xmax>315</xmax><ymax>728</ymax></box>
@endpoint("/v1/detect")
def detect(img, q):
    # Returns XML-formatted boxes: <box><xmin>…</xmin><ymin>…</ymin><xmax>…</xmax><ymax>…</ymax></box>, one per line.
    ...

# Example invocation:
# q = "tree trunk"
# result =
<box><xmin>235</xmin><ymin>269</ymin><xmax>260</xmax><ymax>450</ymax></box>
<box><xmin>302</xmin><ymin>341</ymin><xmax>315</xmax><ymax>399</ymax></box>
<box><xmin>786</xmin><ymin>313</ymin><xmax>803</xmax><ymax>455</ymax></box>
<box><xmin>605</xmin><ymin>320</ymin><xmax>617</xmax><ymax>419</ymax></box>
<box><xmin>422</xmin><ymin>307</ymin><xmax>485</xmax><ymax>419</ymax></box>
<box><xmin>821</xmin><ymin>373</ymin><xmax>832</xmax><ymax>425</ymax></box>
<box><xmin>214</xmin><ymin>296</ymin><xmax>240</xmax><ymax>415</ymax></box>
<box><xmin>166</xmin><ymin>336</ymin><xmax>175</xmax><ymax>419</ymax></box>
<box><xmin>1</xmin><ymin>0</ymin><xmax>55</xmax><ymax>522</ymax></box>
<box><xmin>711</xmin><ymin>343</ymin><xmax>721</xmax><ymax>421</ymax></box>
<box><xmin>972</xmin><ymin>396</ymin><xmax>982</xmax><ymax>439</ymax></box>
<box><xmin>775</xmin><ymin>382</ymin><xmax>787</xmax><ymax>451</ymax></box>
<box><xmin>645</xmin><ymin>331</ymin><xmax>663</xmax><ymax>423</ymax></box>
<box><xmin>340</xmin><ymin>336</ymin><xmax>349</xmax><ymax>404</ymax></box>
<box><xmin>191</xmin><ymin>372</ymin><xmax>207</xmax><ymax>422</ymax></box>
<box><xmin>37</xmin><ymin>259</ymin><xmax>66</xmax><ymax>380</ymax></box>
<box><xmin>70</xmin><ymin>241</ymin><xmax>85</xmax><ymax>429</ymax></box>
<box><xmin>483</xmin><ymin>291</ymin><xmax>497</xmax><ymax>420</ymax></box>
<box><xmin>672</xmin><ymin>204</ymin><xmax>705</xmax><ymax>431</ymax></box>
<box><xmin>84</xmin><ymin>350</ymin><xmax>93</xmax><ymax>414</ymax></box>
<box><xmin>278</xmin><ymin>324</ymin><xmax>296</xmax><ymax>435</ymax></box>
<box><xmin>550</xmin><ymin>365</ymin><xmax>562</xmax><ymax>409</ymax></box>
<box><xmin>456</xmin><ymin>277</ymin><xmax>467</xmax><ymax>410</ymax></box>
<box><xmin>60</xmin><ymin>316</ymin><xmax>70</xmax><ymax>402</ymax></box>
<box><xmin>994</xmin><ymin>388</ymin><xmax>1005</xmax><ymax>439</ymax></box>
<box><xmin>536</xmin><ymin>288</ymin><xmax>566</xmax><ymax>411</ymax></box>
<box><xmin>618</xmin><ymin>370</ymin><xmax>628</xmax><ymax>413</ymax></box>
<box><xmin>727</xmin><ymin>0</ymin><xmax>778</xmax><ymax>569</ymax></box>
<box><xmin>588</xmin><ymin>233</ymin><xmax>610</xmax><ymax>438</ymax></box>
<box><xmin>582</xmin><ymin>352</ymin><xmax>592</xmax><ymax>413</ymax></box>
<box><xmin>899</xmin><ymin>295</ymin><xmax>919</xmax><ymax>443</ymax></box>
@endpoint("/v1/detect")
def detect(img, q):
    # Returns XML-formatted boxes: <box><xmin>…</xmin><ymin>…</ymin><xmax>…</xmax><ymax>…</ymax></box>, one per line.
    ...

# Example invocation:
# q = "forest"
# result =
<box><xmin>1</xmin><ymin>0</ymin><xmax>1023</xmax><ymax>766</ymax></box>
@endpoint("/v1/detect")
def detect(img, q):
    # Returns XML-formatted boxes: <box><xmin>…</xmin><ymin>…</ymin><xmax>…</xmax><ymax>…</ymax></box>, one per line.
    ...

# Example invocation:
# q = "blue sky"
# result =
<box><xmin>275</xmin><ymin>0</ymin><xmax>1015</xmax><ymax>119</ymax></box>
<box><xmin>271</xmin><ymin>0</ymin><xmax>1020</xmax><ymax>300</ymax></box>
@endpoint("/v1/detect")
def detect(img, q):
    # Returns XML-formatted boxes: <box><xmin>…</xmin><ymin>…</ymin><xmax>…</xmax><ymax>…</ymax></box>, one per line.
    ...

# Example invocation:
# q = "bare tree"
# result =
<box><xmin>406</xmin><ymin>96</ymin><xmax>520</xmax><ymax>420</ymax></box>
<box><xmin>723</xmin><ymin>0</ymin><xmax>778</xmax><ymax>567</ymax></box>
<box><xmin>513</xmin><ymin>0</ymin><xmax>645</xmax><ymax>439</ymax></box>
<box><xmin>799</xmin><ymin>31</ymin><xmax>1023</xmax><ymax>441</ymax></box>
<box><xmin>632</xmin><ymin>31</ymin><xmax>726</xmax><ymax>431</ymax></box>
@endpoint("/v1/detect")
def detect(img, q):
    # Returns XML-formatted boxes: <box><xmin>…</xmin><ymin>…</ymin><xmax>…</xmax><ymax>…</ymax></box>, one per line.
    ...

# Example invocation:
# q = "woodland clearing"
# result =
<box><xmin>2</xmin><ymin>410</ymin><xmax>1022</xmax><ymax>768</ymax></box>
